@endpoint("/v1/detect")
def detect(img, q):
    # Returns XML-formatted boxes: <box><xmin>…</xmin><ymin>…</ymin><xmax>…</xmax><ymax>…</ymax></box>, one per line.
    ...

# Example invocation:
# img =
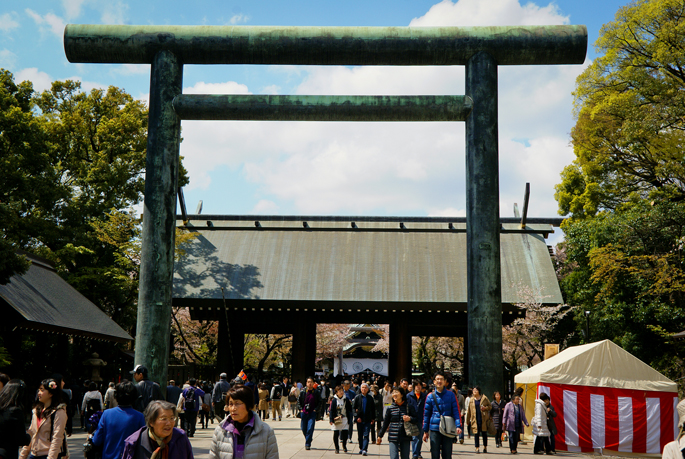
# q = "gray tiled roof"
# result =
<box><xmin>173</xmin><ymin>219</ymin><xmax>562</xmax><ymax>306</ymax></box>
<box><xmin>0</xmin><ymin>254</ymin><xmax>132</xmax><ymax>342</ymax></box>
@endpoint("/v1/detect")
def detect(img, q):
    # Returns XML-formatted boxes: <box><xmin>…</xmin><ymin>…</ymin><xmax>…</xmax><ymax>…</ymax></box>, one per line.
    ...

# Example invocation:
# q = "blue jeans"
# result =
<box><xmin>357</xmin><ymin>421</ymin><xmax>371</xmax><ymax>451</ymax></box>
<box><xmin>301</xmin><ymin>411</ymin><xmax>317</xmax><ymax>446</ymax></box>
<box><xmin>389</xmin><ymin>440</ymin><xmax>411</xmax><ymax>459</ymax></box>
<box><xmin>429</xmin><ymin>430</ymin><xmax>453</xmax><ymax>459</ymax></box>
<box><xmin>411</xmin><ymin>426</ymin><xmax>424</xmax><ymax>457</ymax></box>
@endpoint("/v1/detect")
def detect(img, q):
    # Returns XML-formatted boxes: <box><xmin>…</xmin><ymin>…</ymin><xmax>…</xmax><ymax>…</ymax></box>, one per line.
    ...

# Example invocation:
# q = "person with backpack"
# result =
<box><xmin>212</xmin><ymin>373</ymin><xmax>230</xmax><ymax>423</ymax></box>
<box><xmin>269</xmin><ymin>380</ymin><xmax>283</xmax><ymax>421</ymax></box>
<box><xmin>19</xmin><ymin>378</ymin><xmax>69</xmax><ymax>459</ymax></box>
<box><xmin>130</xmin><ymin>365</ymin><xmax>163</xmax><ymax>413</ymax></box>
<box><xmin>91</xmin><ymin>380</ymin><xmax>145</xmax><ymax>459</ymax></box>
<box><xmin>180</xmin><ymin>378</ymin><xmax>205</xmax><ymax>437</ymax></box>
<box><xmin>82</xmin><ymin>381</ymin><xmax>104</xmax><ymax>432</ymax></box>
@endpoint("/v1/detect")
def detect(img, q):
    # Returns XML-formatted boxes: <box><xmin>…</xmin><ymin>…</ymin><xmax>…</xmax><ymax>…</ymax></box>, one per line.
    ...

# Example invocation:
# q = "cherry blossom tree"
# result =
<box><xmin>502</xmin><ymin>282</ymin><xmax>576</xmax><ymax>370</ymax></box>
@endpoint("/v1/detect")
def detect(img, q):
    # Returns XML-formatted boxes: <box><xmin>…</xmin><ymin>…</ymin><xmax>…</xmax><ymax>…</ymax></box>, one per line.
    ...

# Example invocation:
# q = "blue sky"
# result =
<box><xmin>1</xmin><ymin>0</ymin><xmax>629</xmax><ymax>245</ymax></box>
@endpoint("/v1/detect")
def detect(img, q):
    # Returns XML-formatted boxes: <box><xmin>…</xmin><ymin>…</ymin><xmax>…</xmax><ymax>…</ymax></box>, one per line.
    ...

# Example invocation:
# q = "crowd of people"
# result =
<box><xmin>1</xmin><ymin>369</ymin><xmax>684</xmax><ymax>459</ymax></box>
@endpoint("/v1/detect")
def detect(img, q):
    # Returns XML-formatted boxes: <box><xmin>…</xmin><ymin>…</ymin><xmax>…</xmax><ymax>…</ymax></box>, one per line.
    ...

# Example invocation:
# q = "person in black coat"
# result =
<box><xmin>0</xmin><ymin>379</ymin><xmax>30</xmax><ymax>459</ymax></box>
<box><xmin>377</xmin><ymin>387</ymin><xmax>418</xmax><ymax>459</ymax></box>
<box><xmin>352</xmin><ymin>383</ymin><xmax>376</xmax><ymax>455</ymax></box>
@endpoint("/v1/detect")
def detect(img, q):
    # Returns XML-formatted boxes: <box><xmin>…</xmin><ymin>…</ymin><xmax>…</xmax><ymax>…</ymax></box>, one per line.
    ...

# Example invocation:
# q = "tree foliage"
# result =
<box><xmin>556</xmin><ymin>0</ymin><xmax>685</xmax><ymax>219</ymax></box>
<box><xmin>558</xmin><ymin>200</ymin><xmax>685</xmax><ymax>382</ymax></box>
<box><xmin>1</xmin><ymin>70</ymin><xmax>189</xmax><ymax>334</ymax></box>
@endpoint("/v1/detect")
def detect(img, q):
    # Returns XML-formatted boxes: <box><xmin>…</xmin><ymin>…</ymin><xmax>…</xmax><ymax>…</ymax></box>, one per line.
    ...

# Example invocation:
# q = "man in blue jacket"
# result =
<box><xmin>92</xmin><ymin>380</ymin><xmax>145</xmax><ymax>459</ymax></box>
<box><xmin>422</xmin><ymin>372</ymin><xmax>462</xmax><ymax>459</ymax></box>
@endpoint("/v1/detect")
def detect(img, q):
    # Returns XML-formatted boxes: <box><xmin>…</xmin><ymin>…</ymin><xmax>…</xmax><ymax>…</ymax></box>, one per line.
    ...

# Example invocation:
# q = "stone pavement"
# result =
<box><xmin>65</xmin><ymin>415</ymin><xmax>587</xmax><ymax>459</ymax></box>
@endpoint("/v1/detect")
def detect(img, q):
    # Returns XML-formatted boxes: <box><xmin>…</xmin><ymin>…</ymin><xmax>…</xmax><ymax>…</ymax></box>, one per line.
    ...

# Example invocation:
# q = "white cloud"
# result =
<box><xmin>229</xmin><ymin>14</ymin><xmax>249</xmax><ymax>25</ymax></box>
<box><xmin>177</xmin><ymin>0</ymin><xmax>581</xmax><ymax>220</ymax></box>
<box><xmin>184</xmin><ymin>81</ymin><xmax>250</xmax><ymax>95</ymax></box>
<box><xmin>409</xmin><ymin>0</ymin><xmax>568</xmax><ymax>26</ymax></box>
<box><xmin>0</xmin><ymin>49</ymin><xmax>17</xmax><ymax>69</ymax></box>
<box><xmin>100</xmin><ymin>1</ymin><xmax>129</xmax><ymax>24</ymax></box>
<box><xmin>0</xmin><ymin>12</ymin><xmax>20</xmax><ymax>33</ymax></box>
<box><xmin>62</xmin><ymin>0</ymin><xmax>88</xmax><ymax>20</ymax></box>
<box><xmin>251</xmin><ymin>200</ymin><xmax>280</xmax><ymax>214</ymax></box>
<box><xmin>15</xmin><ymin>68</ymin><xmax>52</xmax><ymax>92</ymax></box>
<box><xmin>25</xmin><ymin>9</ymin><xmax>65</xmax><ymax>38</ymax></box>
<box><xmin>428</xmin><ymin>207</ymin><xmax>466</xmax><ymax>217</ymax></box>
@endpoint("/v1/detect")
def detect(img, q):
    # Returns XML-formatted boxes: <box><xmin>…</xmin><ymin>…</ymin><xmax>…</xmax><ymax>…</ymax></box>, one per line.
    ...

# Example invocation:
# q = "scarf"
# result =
<box><xmin>148</xmin><ymin>428</ymin><xmax>172</xmax><ymax>459</ymax></box>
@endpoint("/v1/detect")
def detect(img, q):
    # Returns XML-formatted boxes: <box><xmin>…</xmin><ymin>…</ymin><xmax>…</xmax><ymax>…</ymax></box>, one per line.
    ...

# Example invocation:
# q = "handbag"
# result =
<box><xmin>202</xmin><ymin>403</ymin><xmax>210</xmax><ymax>412</ymax></box>
<box><xmin>84</xmin><ymin>437</ymin><xmax>103</xmax><ymax>459</ymax></box>
<box><xmin>431</xmin><ymin>392</ymin><xmax>457</xmax><ymax>438</ymax></box>
<box><xmin>334</xmin><ymin>415</ymin><xmax>344</xmax><ymax>426</ymax></box>
<box><xmin>405</xmin><ymin>420</ymin><xmax>420</xmax><ymax>436</ymax></box>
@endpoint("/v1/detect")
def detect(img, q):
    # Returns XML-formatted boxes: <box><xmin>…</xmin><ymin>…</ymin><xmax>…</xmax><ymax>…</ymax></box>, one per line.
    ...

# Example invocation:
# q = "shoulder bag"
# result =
<box><xmin>402</xmin><ymin>403</ymin><xmax>420</xmax><ymax>436</ymax></box>
<box><xmin>431</xmin><ymin>392</ymin><xmax>457</xmax><ymax>438</ymax></box>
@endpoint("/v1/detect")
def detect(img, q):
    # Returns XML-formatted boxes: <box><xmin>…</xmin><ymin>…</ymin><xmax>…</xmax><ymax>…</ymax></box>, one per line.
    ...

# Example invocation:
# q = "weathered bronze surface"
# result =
<box><xmin>466</xmin><ymin>51</ymin><xmax>502</xmax><ymax>399</ymax></box>
<box><xmin>172</xmin><ymin>95</ymin><xmax>473</xmax><ymax>121</ymax></box>
<box><xmin>64</xmin><ymin>24</ymin><xmax>587</xmax><ymax>66</ymax></box>
<box><xmin>134</xmin><ymin>50</ymin><xmax>183</xmax><ymax>392</ymax></box>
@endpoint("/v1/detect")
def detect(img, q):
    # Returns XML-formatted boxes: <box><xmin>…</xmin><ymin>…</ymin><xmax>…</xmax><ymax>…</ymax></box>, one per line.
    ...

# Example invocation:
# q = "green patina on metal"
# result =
<box><xmin>135</xmin><ymin>50</ymin><xmax>183</xmax><ymax>393</ymax></box>
<box><xmin>64</xmin><ymin>24</ymin><xmax>587</xmax><ymax>66</ymax></box>
<box><xmin>465</xmin><ymin>51</ymin><xmax>502</xmax><ymax>400</ymax></box>
<box><xmin>172</xmin><ymin>95</ymin><xmax>473</xmax><ymax>121</ymax></box>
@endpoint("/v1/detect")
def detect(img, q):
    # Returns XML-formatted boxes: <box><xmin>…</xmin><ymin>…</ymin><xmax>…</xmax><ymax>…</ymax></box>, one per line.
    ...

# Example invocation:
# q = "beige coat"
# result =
<box><xmin>465</xmin><ymin>395</ymin><xmax>491</xmax><ymax>432</ymax></box>
<box><xmin>258</xmin><ymin>388</ymin><xmax>270</xmax><ymax>411</ymax></box>
<box><xmin>19</xmin><ymin>404</ymin><xmax>69</xmax><ymax>459</ymax></box>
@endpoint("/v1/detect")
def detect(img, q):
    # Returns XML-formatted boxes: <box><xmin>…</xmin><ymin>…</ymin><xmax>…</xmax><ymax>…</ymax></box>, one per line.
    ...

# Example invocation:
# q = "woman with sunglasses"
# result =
<box><xmin>209</xmin><ymin>385</ymin><xmax>278</xmax><ymax>459</ymax></box>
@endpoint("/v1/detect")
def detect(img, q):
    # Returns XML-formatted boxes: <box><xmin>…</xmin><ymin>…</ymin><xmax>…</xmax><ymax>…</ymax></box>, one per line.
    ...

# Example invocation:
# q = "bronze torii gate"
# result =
<box><xmin>64</xmin><ymin>24</ymin><xmax>586</xmax><ymax>397</ymax></box>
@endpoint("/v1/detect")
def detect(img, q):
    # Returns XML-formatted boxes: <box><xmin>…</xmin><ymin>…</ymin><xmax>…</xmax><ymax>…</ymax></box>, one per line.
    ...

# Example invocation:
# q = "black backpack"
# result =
<box><xmin>272</xmin><ymin>385</ymin><xmax>282</xmax><ymax>399</ymax></box>
<box><xmin>184</xmin><ymin>387</ymin><xmax>196</xmax><ymax>410</ymax></box>
<box><xmin>86</xmin><ymin>397</ymin><xmax>100</xmax><ymax>416</ymax></box>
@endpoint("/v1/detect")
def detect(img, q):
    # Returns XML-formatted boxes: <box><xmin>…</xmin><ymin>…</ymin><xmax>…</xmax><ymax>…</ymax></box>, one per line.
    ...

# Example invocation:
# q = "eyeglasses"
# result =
<box><xmin>157</xmin><ymin>416</ymin><xmax>177</xmax><ymax>423</ymax></box>
<box><xmin>228</xmin><ymin>401</ymin><xmax>245</xmax><ymax>407</ymax></box>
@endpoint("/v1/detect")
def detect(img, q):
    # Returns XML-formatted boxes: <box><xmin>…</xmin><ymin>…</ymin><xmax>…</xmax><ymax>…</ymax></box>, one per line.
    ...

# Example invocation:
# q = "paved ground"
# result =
<box><xmin>65</xmin><ymin>415</ymin><xmax>588</xmax><ymax>459</ymax></box>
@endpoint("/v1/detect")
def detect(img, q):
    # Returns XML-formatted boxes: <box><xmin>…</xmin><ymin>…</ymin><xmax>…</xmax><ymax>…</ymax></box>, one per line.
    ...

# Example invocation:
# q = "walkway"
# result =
<box><xmin>65</xmin><ymin>415</ymin><xmax>586</xmax><ymax>459</ymax></box>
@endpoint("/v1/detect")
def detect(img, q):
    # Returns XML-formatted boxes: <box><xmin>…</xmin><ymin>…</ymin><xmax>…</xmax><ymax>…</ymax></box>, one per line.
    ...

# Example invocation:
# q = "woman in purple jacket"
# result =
<box><xmin>501</xmin><ymin>396</ymin><xmax>529</xmax><ymax>455</ymax></box>
<box><xmin>122</xmin><ymin>400</ymin><xmax>194</xmax><ymax>459</ymax></box>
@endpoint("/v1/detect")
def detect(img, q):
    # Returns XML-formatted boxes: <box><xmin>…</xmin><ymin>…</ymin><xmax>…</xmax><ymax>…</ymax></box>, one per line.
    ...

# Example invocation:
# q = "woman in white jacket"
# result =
<box><xmin>209</xmin><ymin>385</ymin><xmax>279</xmax><ymax>459</ymax></box>
<box><xmin>532</xmin><ymin>393</ymin><xmax>552</xmax><ymax>455</ymax></box>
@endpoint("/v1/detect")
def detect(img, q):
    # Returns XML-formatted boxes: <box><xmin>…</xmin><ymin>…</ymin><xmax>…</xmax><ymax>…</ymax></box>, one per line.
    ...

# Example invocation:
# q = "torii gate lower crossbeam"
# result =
<box><xmin>64</xmin><ymin>24</ymin><xmax>586</xmax><ymax>398</ymax></box>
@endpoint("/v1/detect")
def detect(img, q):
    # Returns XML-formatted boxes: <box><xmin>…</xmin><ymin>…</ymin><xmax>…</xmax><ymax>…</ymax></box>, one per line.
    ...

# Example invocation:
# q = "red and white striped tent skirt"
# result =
<box><xmin>537</xmin><ymin>383</ymin><xmax>678</xmax><ymax>455</ymax></box>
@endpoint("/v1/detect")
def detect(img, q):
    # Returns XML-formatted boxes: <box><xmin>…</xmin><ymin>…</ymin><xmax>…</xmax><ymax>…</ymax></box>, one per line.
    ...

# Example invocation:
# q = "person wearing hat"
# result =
<box><xmin>212</xmin><ymin>373</ymin><xmax>231</xmax><ymax>423</ymax></box>
<box><xmin>131</xmin><ymin>365</ymin><xmax>163</xmax><ymax>413</ymax></box>
<box><xmin>663</xmin><ymin>400</ymin><xmax>685</xmax><ymax>459</ymax></box>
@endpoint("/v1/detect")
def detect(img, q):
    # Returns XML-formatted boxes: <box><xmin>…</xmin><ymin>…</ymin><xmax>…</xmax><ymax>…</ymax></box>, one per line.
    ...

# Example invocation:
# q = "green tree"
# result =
<box><xmin>558</xmin><ymin>200</ymin><xmax>685</xmax><ymax>382</ymax></box>
<box><xmin>556</xmin><ymin>0</ymin><xmax>685</xmax><ymax>219</ymax></box>
<box><xmin>0</xmin><ymin>70</ymin><xmax>61</xmax><ymax>283</ymax></box>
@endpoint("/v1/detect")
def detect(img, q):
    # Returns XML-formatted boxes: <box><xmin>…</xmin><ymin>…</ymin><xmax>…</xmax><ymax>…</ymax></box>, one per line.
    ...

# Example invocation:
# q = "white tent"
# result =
<box><xmin>514</xmin><ymin>340</ymin><xmax>679</xmax><ymax>456</ymax></box>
